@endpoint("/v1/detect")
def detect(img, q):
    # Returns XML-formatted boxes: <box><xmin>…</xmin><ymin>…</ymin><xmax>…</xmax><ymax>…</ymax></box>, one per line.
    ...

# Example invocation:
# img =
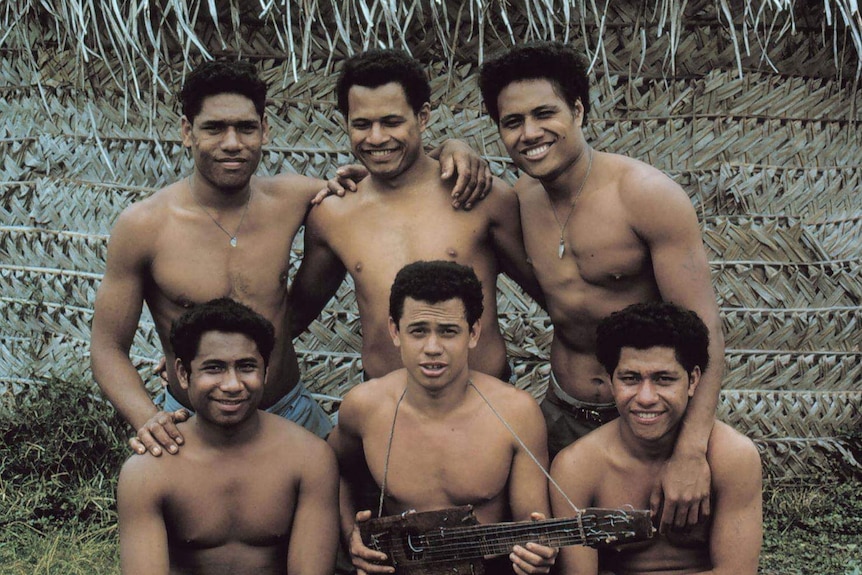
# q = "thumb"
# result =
<box><xmin>440</xmin><ymin>155</ymin><xmax>454</xmax><ymax>179</ymax></box>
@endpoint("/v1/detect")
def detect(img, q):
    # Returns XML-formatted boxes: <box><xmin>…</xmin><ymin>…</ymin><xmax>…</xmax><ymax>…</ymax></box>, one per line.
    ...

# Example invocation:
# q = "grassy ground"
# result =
<box><xmin>2</xmin><ymin>379</ymin><xmax>860</xmax><ymax>574</ymax></box>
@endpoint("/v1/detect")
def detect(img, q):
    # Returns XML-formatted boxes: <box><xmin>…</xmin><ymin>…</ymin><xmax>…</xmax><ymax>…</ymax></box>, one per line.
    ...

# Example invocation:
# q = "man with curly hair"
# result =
<box><xmin>550</xmin><ymin>302</ymin><xmax>761</xmax><ymax>575</ymax></box>
<box><xmin>479</xmin><ymin>42</ymin><xmax>725</xmax><ymax>533</ymax></box>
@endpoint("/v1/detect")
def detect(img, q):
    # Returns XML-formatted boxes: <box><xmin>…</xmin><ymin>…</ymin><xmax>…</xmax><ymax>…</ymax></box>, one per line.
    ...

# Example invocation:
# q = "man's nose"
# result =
<box><xmin>523</xmin><ymin>117</ymin><xmax>543</xmax><ymax>141</ymax></box>
<box><xmin>367</xmin><ymin>123</ymin><xmax>388</xmax><ymax>144</ymax></box>
<box><xmin>221</xmin><ymin>127</ymin><xmax>242</xmax><ymax>149</ymax></box>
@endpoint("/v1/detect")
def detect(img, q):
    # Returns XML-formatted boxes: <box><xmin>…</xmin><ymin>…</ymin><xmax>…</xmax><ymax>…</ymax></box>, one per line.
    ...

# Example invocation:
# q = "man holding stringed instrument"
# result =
<box><xmin>327</xmin><ymin>261</ymin><xmax>559</xmax><ymax>575</ymax></box>
<box><xmin>550</xmin><ymin>302</ymin><xmax>762</xmax><ymax>575</ymax></box>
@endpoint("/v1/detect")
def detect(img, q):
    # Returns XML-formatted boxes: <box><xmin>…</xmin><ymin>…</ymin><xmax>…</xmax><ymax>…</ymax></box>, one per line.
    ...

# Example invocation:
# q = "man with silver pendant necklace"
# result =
<box><xmin>479</xmin><ymin>42</ymin><xmax>724</xmax><ymax>536</ymax></box>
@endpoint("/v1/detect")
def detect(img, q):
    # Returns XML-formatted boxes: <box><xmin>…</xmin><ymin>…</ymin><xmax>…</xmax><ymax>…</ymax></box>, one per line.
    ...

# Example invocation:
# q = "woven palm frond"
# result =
<box><xmin>1</xmin><ymin>0</ymin><xmax>860</xmax><ymax>477</ymax></box>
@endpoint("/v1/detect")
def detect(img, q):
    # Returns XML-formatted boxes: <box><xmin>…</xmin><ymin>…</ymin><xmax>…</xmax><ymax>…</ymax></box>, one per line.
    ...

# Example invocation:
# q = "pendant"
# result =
<box><xmin>558</xmin><ymin>238</ymin><xmax>565</xmax><ymax>259</ymax></box>
<box><xmin>230</xmin><ymin>237</ymin><xmax>238</xmax><ymax>247</ymax></box>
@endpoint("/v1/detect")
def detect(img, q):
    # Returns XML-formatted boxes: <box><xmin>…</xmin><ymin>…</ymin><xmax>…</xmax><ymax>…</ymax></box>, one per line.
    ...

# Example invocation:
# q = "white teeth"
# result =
<box><xmin>368</xmin><ymin>149</ymin><xmax>394</xmax><ymax>156</ymax></box>
<box><xmin>634</xmin><ymin>412</ymin><xmax>660</xmax><ymax>420</ymax></box>
<box><xmin>524</xmin><ymin>144</ymin><xmax>550</xmax><ymax>158</ymax></box>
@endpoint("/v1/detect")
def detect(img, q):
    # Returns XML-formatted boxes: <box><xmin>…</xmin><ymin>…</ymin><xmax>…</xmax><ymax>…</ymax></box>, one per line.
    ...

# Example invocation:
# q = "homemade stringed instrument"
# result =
<box><xmin>361</xmin><ymin>505</ymin><xmax>654</xmax><ymax>575</ymax></box>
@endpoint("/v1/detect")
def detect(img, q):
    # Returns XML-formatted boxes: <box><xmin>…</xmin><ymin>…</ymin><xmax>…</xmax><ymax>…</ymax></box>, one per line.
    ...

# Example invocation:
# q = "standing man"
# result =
<box><xmin>289</xmin><ymin>50</ymin><xmax>544</xmax><ymax>382</ymax></box>
<box><xmin>329</xmin><ymin>261</ymin><xmax>557</xmax><ymax>575</ymax></box>
<box><xmin>479</xmin><ymin>42</ymin><xmax>725</xmax><ymax>531</ymax></box>
<box><xmin>91</xmin><ymin>59</ymin><xmax>489</xmax><ymax>455</ymax></box>
<box><xmin>550</xmin><ymin>302</ymin><xmax>761</xmax><ymax>575</ymax></box>
<box><xmin>118</xmin><ymin>298</ymin><xmax>340</xmax><ymax>575</ymax></box>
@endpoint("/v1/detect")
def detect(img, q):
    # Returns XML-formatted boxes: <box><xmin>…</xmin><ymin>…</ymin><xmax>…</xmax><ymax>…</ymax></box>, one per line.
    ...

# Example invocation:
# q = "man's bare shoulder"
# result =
<box><xmin>118</xmin><ymin>444</ymin><xmax>178</xmax><ymax>488</ymax></box>
<box><xmin>259</xmin><ymin>412</ymin><xmax>336</xmax><ymax>467</ymax></box>
<box><xmin>708</xmin><ymin>421</ymin><xmax>761</xmax><ymax>477</ymax></box>
<box><xmin>608</xmin><ymin>153</ymin><xmax>691</xmax><ymax>209</ymax></box>
<box><xmin>111</xmin><ymin>181</ymin><xmax>182</xmax><ymax>233</ymax></box>
<box><xmin>338</xmin><ymin>371</ymin><xmax>407</xmax><ymax>427</ymax></box>
<box><xmin>259</xmin><ymin>173</ymin><xmax>326</xmax><ymax>205</ymax></box>
<box><xmin>552</xmin><ymin>421</ymin><xmax>617</xmax><ymax>474</ymax></box>
<box><xmin>475</xmin><ymin>176</ymin><xmax>520</xmax><ymax>213</ymax></box>
<box><xmin>470</xmin><ymin>371</ymin><xmax>540</xmax><ymax>413</ymax></box>
<box><xmin>511</xmin><ymin>173</ymin><xmax>545</xmax><ymax>203</ymax></box>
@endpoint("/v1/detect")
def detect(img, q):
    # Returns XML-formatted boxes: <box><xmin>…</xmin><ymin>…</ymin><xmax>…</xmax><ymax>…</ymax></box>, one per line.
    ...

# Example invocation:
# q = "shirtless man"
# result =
<box><xmin>91</xmin><ymin>59</ymin><xmax>487</xmax><ymax>455</ymax></box>
<box><xmin>289</xmin><ymin>49</ymin><xmax>543</xmax><ymax>382</ymax></box>
<box><xmin>117</xmin><ymin>298</ymin><xmax>339</xmax><ymax>575</ymax></box>
<box><xmin>478</xmin><ymin>42</ymin><xmax>724</xmax><ymax>530</ymax></box>
<box><xmin>550</xmin><ymin>302</ymin><xmax>761</xmax><ymax>575</ymax></box>
<box><xmin>328</xmin><ymin>261</ymin><xmax>557</xmax><ymax>575</ymax></box>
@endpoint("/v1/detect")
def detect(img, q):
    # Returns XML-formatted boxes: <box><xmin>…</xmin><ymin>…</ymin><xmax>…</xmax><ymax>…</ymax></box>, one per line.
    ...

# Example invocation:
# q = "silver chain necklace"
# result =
<box><xmin>188</xmin><ymin>174</ymin><xmax>252</xmax><ymax>248</ymax></box>
<box><xmin>547</xmin><ymin>148</ymin><xmax>593</xmax><ymax>259</ymax></box>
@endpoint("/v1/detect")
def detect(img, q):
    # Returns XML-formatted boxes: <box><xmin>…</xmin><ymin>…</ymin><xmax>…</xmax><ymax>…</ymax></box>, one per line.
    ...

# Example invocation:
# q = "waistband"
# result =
<box><xmin>549</xmin><ymin>371</ymin><xmax>617</xmax><ymax>411</ymax></box>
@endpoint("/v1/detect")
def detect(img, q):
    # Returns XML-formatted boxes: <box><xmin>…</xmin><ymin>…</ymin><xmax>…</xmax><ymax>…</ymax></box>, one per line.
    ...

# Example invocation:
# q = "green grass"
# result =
<box><xmin>2</xmin><ymin>378</ymin><xmax>860</xmax><ymax>574</ymax></box>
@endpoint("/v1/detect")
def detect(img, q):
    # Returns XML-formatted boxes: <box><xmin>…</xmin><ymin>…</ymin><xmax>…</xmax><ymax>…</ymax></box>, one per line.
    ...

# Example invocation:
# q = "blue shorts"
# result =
<box><xmin>158</xmin><ymin>381</ymin><xmax>334</xmax><ymax>439</ymax></box>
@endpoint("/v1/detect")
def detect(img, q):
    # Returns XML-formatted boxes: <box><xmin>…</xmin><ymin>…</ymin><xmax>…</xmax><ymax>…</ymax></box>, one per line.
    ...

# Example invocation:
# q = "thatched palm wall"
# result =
<box><xmin>1</xmin><ymin>0</ymin><xmax>860</xmax><ymax>479</ymax></box>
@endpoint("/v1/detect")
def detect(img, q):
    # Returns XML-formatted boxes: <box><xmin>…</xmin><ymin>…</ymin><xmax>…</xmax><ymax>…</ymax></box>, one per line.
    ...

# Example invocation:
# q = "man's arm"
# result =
<box><xmin>486</xmin><ymin>181</ymin><xmax>546</xmax><ymax>308</ymax></box>
<box><xmin>117</xmin><ymin>457</ymin><xmax>170</xmax><ymax>575</ymax></box>
<box><xmin>627</xmin><ymin>169</ymin><xmax>724</xmax><ymax>530</ymax></box>
<box><xmin>287</xmin><ymin>439</ymin><xmax>341</xmax><ymax>575</ymax></box>
<box><xmin>505</xmin><ymin>391</ymin><xmax>558</xmax><ymax>574</ymax></box>
<box><xmin>549</xmin><ymin>443</ymin><xmax>600</xmax><ymax>575</ymax></box>
<box><xmin>287</xmin><ymin>208</ymin><xmax>348</xmax><ymax>337</ymax></box>
<box><xmin>327</xmin><ymin>388</ymin><xmax>393</xmax><ymax>575</ymax></box>
<box><xmin>90</xmin><ymin>207</ymin><xmax>187</xmax><ymax>456</ymax></box>
<box><xmin>704</xmin><ymin>425</ymin><xmax>763</xmax><ymax>575</ymax></box>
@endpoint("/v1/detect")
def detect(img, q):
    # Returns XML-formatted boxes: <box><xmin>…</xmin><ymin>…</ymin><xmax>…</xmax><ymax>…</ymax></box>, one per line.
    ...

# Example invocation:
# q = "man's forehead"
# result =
<box><xmin>617</xmin><ymin>346</ymin><xmax>682</xmax><ymax>370</ymax></box>
<box><xmin>401</xmin><ymin>297</ymin><xmax>467</xmax><ymax>322</ymax></box>
<box><xmin>347</xmin><ymin>82</ymin><xmax>411</xmax><ymax>113</ymax></box>
<box><xmin>196</xmin><ymin>93</ymin><xmax>261</xmax><ymax>119</ymax></box>
<box><xmin>498</xmin><ymin>78</ymin><xmax>567</xmax><ymax>113</ymax></box>
<box><xmin>195</xmin><ymin>330</ymin><xmax>261</xmax><ymax>358</ymax></box>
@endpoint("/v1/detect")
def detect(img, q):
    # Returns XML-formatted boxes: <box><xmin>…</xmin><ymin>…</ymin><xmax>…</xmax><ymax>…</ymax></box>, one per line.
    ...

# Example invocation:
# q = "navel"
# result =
<box><xmin>354</xmin><ymin>262</ymin><xmax>363</xmax><ymax>273</ymax></box>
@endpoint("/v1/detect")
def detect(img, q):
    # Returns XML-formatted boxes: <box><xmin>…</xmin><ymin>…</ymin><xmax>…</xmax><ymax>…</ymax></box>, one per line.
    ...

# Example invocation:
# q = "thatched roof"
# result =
<box><xmin>1</xmin><ymin>0</ymin><xmax>860</xmax><ymax>479</ymax></box>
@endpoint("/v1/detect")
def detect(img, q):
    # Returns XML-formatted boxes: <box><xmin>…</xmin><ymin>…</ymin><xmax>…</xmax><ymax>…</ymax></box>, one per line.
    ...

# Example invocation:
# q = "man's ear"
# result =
<box><xmin>261</xmin><ymin>115</ymin><xmax>270</xmax><ymax>145</ymax></box>
<box><xmin>468</xmin><ymin>318</ymin><xmax>481</xmax><ymax>350</ymax></box>
<box><xmin>176</xmin><ymin>358</ymin><xmax>190</xmax><ymax>391</ymax></box>
<box><xmin>181</xmin><ymin>115</ymin><xmax>193</xmax><ymax>148</ymax></box>
<box><xmin>417</xmin><ymin>102</ymin><xmax>431</xmax><ymax>131</ymax></box>
<box><xmin>687</xmin><ymin>366</ymin><xmax>702</xmax><ymax>398</ymax></box>
<box><xmin>389</xmin><ymin>317</ymin><xmax>401</xmax><ymax>348</ymax></box>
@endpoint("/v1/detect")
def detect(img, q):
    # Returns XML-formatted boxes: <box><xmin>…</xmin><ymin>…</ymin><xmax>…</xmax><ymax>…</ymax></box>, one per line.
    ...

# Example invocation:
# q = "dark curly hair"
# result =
<box><xmin>595</xmin><ymin>302</ymin><xmax>710</xmax><ymax>376</ymax></box>
<box><xmin>389</xmin><ymin>261</ymin><xmax>484</xmax><ymax>328</ymax></box>
<box><xmin>170</xmin><ymin>298</ymin><xmax>275</xmax><ymax>371</ymax></box>
<box><xmin>479</xmin><ymin>41</ymin><xmax>590</xmax><ymax>124</ymax></box>
<box><xmin>336</xmin><ymin>49</ymin><xmax>431</xmax><ymax>117</ymax></box>
<box><xmin>179</xmin><ymin>59</ymin><xmax>268</xmax><ymax>122</ymax></box>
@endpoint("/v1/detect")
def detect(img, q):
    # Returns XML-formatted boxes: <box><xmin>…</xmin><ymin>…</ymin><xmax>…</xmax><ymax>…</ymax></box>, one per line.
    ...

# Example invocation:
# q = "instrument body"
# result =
<box><xmin>360</xmin><ymin>505</ymin><xmax>655</xmax><ymax>575</ymax></box>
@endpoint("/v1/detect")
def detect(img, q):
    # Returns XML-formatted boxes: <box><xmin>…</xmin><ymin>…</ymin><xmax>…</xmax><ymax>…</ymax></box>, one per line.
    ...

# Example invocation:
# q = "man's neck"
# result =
<box><xmin>367</xmin><ymin>153</ymin><xmax>436</xmax><ymax>194</ymax></box>
<box><xmin>542</xmin><ymin>145</ymin><xmax>592</xmax><ymax>200</ymax></box>
<box><xmin>191</xmin><ymin>411</ymin><xmax>263</xmax><ymax>448</ymax></box>
<box><xmin>618</xmin><ymin>421</ymin><xmax>679</xmax><ymax>463</ymax></box>
<box><xmin>188</xmin><ymin>172</ymin><xmax>253</xmax><ymax>209</ymax></box>
<box><xmin>404</xmin><ymin>370</ymin><xmax>474</xmax><ymax>418</ymax></box>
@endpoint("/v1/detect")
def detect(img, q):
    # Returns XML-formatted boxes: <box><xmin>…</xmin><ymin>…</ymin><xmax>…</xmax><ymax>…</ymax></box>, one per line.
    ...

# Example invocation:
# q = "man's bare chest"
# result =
<box><xmin>148</xmin><ymin>240</ymin><xmax>292</xmax><ymax>309</ymax></box>
<box><xmin>165</xmin><ymin>468</ymin><xmax>297</xmax><ymax>547</ymax></box>
<box><xmin>328</xmin><ymin>207</ymin><xmax>491</xmax><ymax>276</ymax></box>
<box><xmin>365</xmin><ymin>421</ymin><xmax>512</xmax><ymax>511</ymax></box>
